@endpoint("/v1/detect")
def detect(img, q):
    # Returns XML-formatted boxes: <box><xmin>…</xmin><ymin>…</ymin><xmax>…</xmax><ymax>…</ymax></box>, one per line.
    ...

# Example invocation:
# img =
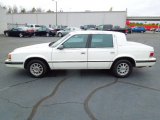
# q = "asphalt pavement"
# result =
<box><xmin>0</xmin><ymin>33</ymin><xmax>160</xmax><ymax>120</ymax></box>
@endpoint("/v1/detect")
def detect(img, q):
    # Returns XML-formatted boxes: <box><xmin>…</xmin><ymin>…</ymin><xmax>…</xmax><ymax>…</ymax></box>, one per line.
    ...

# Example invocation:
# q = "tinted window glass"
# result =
<box><xmin>38</xmin><ymin>27</ymin><xmax>43</xmax><ymax>31</ymax></box>
<box><xmin>91</xmin><ymin>34</ymin><xmax>113</xmax><ymax>48</ymax></box>
<box><xmin>12</xmin><ymin>28</ymin><xmax>18</xmax><ymax>31</ymax></box>
<box><xmin>63</xmin><ymin>34</ymin><xmax>88</xmax><ymax>48</ymax></box>
<box><xmin>97</xmin><ymin>25</ymin><xmax>103</xmax><ymax>30</ymax></box>
<box><xmin>35</xmin><ymin>25</ymin><xmax>41</xmax><ymax>27</ymax></box>
<box><xmin>65</xmin><ymin>28</ymin><xmax>71</xmax><ymax>31</ymax></box>
<box><xmin>18</xmin><ymin>28</ymin><xmax>23</xmax><ymax>31</ymax></box>
<box><xmin>42</xmin><ymin>27</ymin><xmax>47</xmax><ymax>31</ymax></box>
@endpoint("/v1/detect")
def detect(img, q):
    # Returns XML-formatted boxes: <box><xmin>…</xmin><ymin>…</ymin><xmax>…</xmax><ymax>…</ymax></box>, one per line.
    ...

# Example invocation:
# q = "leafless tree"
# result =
<box><xmin>13</xmin><ymin>5</ymin><xmax>18</xmax><ymax>13</ymax></box>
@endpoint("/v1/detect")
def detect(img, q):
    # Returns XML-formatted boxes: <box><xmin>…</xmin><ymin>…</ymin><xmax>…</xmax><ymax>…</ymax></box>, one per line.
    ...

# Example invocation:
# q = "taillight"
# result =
<box><xmin>149</xmin><ymin>52</ymin><xmax>154</xmax><ymax>57</ymax></box>
<box><xmin>8</xmin><ymin>53</ymin><xmax>11</xmax><ymax>60</ymax></box>
<box><xmin>27</xmin><ymin>30</ymin><xmax>33</xmax><ymax>33</ymax></box>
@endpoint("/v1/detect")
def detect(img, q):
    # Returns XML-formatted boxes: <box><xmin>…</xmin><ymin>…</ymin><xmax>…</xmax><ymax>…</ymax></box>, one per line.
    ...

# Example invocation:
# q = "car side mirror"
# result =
<box><xmin>57</xmin><ymin>45</ymin><xmax>64</xmax><ymax>50</ymax></box>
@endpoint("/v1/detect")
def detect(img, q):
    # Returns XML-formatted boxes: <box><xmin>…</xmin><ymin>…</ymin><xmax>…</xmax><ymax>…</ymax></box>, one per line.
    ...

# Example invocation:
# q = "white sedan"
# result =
<box><xmin>5</xmin><ymin>31</ymin><xmax>156</xmax><ymax>78</ymax></box>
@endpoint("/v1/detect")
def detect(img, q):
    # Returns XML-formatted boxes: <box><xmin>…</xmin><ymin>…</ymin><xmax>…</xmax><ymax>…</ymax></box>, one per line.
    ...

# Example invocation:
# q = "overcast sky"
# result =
<box><xmin>0</xmin><ymin>0</ymin><xmax>160</xmax><ymax>16</ymax></box>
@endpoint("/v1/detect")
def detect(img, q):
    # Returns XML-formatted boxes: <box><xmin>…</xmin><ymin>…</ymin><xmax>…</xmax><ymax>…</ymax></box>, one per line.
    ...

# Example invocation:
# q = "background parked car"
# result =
<box><xmin>96</xmin><ymin>24</ymin><xmax>113</xmax><ymax>31</ymax></box>
<box><xmin>26</xmin><ymin>24</ymin><xmax>44</xmax><ymax>32</ymax></box>
<box><xmin>52</xmin><ymin>25</ymin><xmax>68</xmax><ymax>30</ymax></box>
<box><xmin>56</xmin><ymin>27</ymin><xmax>81</xmax><ymax>37</ymax></box>
<box><xmin>4</xmin><ymin>27</ymin><xmax>34</xmax><ymax>37</ymax></box>
<box><xmin>155</xmin><ymin>28</ymin><xmax>160</xmax><ymax>32</ymax></box>
<box><xmin>96</xmin><ymin>24</ymin><xmax>129</xmax><ymax>34</ymax></box>
<box><xmin>80</xmin><ymin>24</ymin><xmax>96</xmax><ymax>30</ymax></box>
<box><xmin>132</xmin><ymin>27</ymin><xmax>146</xmax><ymax>33</ymax></box>
<box><xmin>35</xmin><ymin>27</ymin><xmax>57</xmax><ymax>37</ymax></box>
<box><xmin>126</xmin><ymin>26</ymin><xmax>132</xmax><ymax>34</ymax></box>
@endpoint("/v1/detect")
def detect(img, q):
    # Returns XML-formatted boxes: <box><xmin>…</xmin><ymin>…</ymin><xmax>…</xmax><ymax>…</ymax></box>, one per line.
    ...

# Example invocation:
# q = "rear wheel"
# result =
<box><xmin>112</xmin><ymin>60</ymin><xmax>133</xmax><ymax>78</ymax></box>
<box><xmin>19</xmin><ymin>33</ymin><xmax>23</xmax><ymax>37</ymax></box>
<box><xmin>27</xmin><ymin>59</ymin><xmax>48</xmax><ymax>78</ymax></box>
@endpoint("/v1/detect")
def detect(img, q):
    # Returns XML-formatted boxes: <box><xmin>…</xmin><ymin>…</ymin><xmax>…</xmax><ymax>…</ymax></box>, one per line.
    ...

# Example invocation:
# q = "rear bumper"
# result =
<box><xmin>136</xmin><ymin>58</ymin><xmax>156</xmax><ymax>67</ymax></box>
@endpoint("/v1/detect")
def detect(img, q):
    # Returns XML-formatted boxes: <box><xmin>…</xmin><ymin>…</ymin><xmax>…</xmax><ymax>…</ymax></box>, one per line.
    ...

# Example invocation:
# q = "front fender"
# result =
<box><xmin>25</xmin><ymin>54</ymin><xmax>50</xmax><ymax>61</ymax></box>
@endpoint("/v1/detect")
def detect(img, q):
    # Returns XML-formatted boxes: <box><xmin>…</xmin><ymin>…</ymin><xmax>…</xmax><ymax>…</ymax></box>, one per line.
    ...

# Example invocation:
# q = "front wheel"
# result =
<box><xmin>112</xmin><ymin>60</ymin><xmax>133</xmax><ymax>78</ymax></box>
<box><xmin>27</xmin><ymin>60</ymin><xmax>48</xmax><ymax>78</ymax></box>
<box><xmin>46</xmin><ymin>33</ymin><xmax>50</xmax><ymax>37</ymax></box>
<box><xmin>58</xmin><ymin>33</ymin><xmax>63</xmax><ymax>37</ymax></box>
<box><xmin>5</xmin><ymin>32</ymin><xmax>9</xmax><ymax>37</ymax></box>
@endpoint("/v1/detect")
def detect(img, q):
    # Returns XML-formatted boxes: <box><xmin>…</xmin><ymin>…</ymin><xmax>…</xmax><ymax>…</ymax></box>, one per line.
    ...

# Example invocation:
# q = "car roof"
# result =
<box><xmin>69</xmin><ymin>30</ymin><xmax>125</xmax><ymax>35</ymax></box>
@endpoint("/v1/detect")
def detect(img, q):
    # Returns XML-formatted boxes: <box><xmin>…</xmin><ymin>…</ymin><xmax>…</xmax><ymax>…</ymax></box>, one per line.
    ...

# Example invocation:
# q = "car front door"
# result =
<box><xmin>41</xmin><ymin>27</ymin><xmax>47</xmax><ymax>36</ymax></box>
<box><xmin>52</xmin><ymin>34</ymin><xmax>89</xmax><ymax>69</ymax></box>
<box><xmin>10</xmin><ymin>28</ymin><xmax>18</xmax><ymax>36</ymax></box>
<box><xmin>87</xmin><ymin>34</ymin><xmax>117</xmax><ymax>69</ymax></box>
<box><xmin>36</xmin><ymin>27</ymin><xmax>45</xmax><ymax>36</ymax></box>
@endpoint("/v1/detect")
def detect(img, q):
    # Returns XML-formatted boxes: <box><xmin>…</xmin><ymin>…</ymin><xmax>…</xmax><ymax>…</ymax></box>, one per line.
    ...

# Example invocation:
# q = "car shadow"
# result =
<box><xmin>46</xmin><ymin>69</ymin><xmax>113</xmax><ymax>78</ymax></box>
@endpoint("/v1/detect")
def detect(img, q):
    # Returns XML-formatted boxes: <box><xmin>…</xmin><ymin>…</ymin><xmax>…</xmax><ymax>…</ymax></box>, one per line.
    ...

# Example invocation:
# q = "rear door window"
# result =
<box><xmin>90</xmin><ymin>34</ymin><xmax>113</xmax><ymax>48</ymax></box>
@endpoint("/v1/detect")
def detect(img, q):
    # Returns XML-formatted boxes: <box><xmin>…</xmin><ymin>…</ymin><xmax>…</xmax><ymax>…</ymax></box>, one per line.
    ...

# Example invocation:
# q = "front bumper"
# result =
<box><xmin>5</xmin><ymin>59</ymin><xmax>24</xmax><ymax>68</ymax></box>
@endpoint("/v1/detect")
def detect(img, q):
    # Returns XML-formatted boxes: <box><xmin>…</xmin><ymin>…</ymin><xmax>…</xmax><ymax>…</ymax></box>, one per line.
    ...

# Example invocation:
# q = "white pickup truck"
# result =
<box><xmin>5</xmin><ymin>31</ymin><xmax>156</xmax><ymax>78</ymax></box>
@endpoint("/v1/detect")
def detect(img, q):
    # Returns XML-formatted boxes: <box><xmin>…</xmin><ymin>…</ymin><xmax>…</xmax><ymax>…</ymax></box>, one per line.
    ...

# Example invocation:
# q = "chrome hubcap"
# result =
<box><xmin>58</xmin><ymin>33</ymin><xmax>62</xmax><ymax>37</ymax></box>
<box><xmin>30</xmin><ymin>63</ymin><xmax>43</xmax><ymax>76</ymax></box>
<box><xmin>46</xmin><ymin>33</ymin><xmax>49</xmax><ymax>37</ymax></box>
<box><xmin>19</xmin><ymin>33</ymin><xmax>23</xmax><ymax>37</ymax></box>
<box><xmin>117</xmin><ymin>63</ymin><xmax>129</xmax><ymax>76</ymax></box>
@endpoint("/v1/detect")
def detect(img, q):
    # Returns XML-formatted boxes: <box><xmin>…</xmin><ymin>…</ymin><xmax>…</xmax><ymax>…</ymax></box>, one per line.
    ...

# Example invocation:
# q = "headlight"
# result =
<box><xmin>8</xmin><ymin>53</ymin><xmax>11</xmax><ymax>60</ymax></box>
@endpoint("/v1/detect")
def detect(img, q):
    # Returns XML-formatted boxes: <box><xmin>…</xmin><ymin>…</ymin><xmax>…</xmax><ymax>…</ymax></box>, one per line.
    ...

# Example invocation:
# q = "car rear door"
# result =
<box><xmin>52</xmin><ymin>34</ymin><xmax>89</xmax><ymax>69</ymax></box>
<box><xmin>87</xmin><ymin>34</ymin><xmax>117</xmax><ymax>69</ymax></box>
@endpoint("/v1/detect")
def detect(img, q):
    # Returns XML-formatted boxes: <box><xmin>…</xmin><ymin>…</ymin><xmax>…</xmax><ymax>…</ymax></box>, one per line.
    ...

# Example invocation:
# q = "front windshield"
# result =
<box><xmin>49</xmin><ymin>34</ymin><xmax>71</xmax><ymax>47</ymax></box>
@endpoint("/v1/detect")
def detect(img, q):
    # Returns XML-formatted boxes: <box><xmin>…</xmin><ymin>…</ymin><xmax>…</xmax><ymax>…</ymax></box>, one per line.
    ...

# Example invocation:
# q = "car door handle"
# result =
<box><xmin>81</xmin><ymin>52</ymin><xmax>85</xmax><ymax>54</ymax></box>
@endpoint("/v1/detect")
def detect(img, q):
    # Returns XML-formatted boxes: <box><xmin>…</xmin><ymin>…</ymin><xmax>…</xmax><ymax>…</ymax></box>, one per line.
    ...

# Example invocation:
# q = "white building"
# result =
<box><xmin>0</xmin><ymin>6</ymin><xmax>7</xmax><ymax>34</ymax></box>
<box><xmin>0</xmin><ymin>9</ymin><xmax>127</xmax><ymax>34</ymax></box>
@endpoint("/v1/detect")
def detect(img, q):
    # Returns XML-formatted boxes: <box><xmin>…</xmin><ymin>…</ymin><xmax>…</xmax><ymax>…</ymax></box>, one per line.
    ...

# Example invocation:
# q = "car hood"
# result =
<box><xmin>13</xmin><ymin>43</ymin><xmax>50</xmax><ymax>53</ymax></box>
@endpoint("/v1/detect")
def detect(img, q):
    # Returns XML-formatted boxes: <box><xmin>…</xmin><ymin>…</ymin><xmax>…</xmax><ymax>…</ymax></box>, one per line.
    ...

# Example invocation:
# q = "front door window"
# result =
<box><xmin>63</xmin><ymin>34</ymin><xmax>88</xmax><ymax>48</ymax></box>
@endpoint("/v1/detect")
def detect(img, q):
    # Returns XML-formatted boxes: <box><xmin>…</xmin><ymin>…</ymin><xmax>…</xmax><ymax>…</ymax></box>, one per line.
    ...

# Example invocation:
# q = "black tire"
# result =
<box><xmin>27</xmin><ymin>59</ymin><xmax>48</xmax><ymax>78</ymax></box>
<box><xmin>112</xmin><ymin>60</ymin><xmax>133</xmax><ymax>78</ymax></box>
<box><xmin>58</xmin><ymin>33</ymin><xmax>63</xmax><ymax>37</ymax></box>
